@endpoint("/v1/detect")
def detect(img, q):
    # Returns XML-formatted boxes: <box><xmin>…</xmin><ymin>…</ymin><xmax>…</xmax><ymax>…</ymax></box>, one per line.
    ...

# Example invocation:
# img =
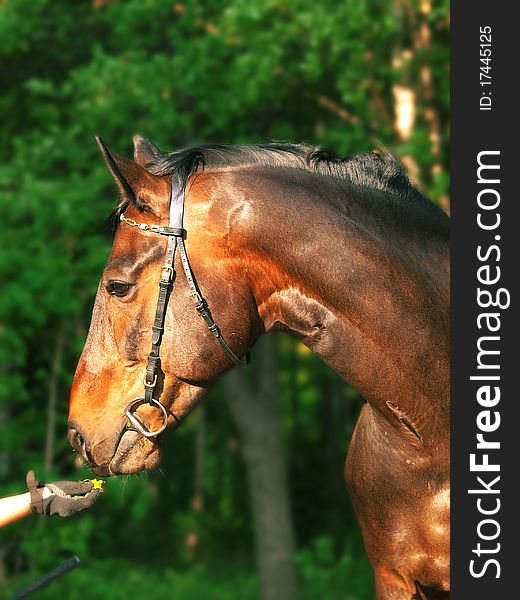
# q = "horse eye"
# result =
<box><xmin>106</xmin><ymin>280</ymin><xmax>133</xmax><ymax>297</ymax></box>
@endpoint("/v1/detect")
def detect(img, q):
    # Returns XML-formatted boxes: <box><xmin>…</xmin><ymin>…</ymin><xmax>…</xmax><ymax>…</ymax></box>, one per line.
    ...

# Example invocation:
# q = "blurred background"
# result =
<box><xmin>0</xmin><ymin>0</ymin><xmax>449</xmax><ymax>598</ymax></box>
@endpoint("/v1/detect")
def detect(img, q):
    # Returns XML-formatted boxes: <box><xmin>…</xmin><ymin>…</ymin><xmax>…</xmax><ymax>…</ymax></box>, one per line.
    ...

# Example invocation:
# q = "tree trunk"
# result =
<box><xmin>413</xmin><ymin>0</ymin><xmax>450</xmax><ymax>214</ymax></box>
<box><xmin>224</xmin><ymin>335</ymin><xmax>299</xmax><ymax>600</ymax></box>
<box><xmin>320</xmin><ymin>375</ymin><xmax>348</xmax><ymax>556</ymax></box>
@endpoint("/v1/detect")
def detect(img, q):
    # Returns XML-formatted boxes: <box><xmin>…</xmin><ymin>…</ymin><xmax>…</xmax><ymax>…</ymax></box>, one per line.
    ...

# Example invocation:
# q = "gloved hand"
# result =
<box><xmin>26</xmin><ymin>470</ymin><xmax>100</xmax><ymax>517</ymax></box>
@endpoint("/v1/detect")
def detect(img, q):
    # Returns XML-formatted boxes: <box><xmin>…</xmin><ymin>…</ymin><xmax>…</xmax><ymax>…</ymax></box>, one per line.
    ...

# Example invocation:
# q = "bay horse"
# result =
<box><xmin>68</xmin><ymin>136</ymin><xmax>450</xmax><ymax>599</ymax></box>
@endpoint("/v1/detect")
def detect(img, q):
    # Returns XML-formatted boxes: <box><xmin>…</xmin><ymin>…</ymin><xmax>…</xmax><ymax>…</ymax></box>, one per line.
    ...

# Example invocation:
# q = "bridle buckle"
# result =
<box><xmin>161</xmin><ymin>266</ymin><xmax>174</xmax><ymax>282</ymax></box>
<box><xmin>143</xmin><ymin>374</ymin><xmax>157</xmax><ymax>388</ymax></box>
<box><xmin>191</xmin><ymin>291</ymin><xmax>203</xmax><ymax>307</ymax></box>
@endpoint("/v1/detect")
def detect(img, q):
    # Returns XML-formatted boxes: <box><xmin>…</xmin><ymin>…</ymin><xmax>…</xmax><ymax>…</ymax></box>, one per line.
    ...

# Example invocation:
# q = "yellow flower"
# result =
<box><xmin>90</xmin><ymin>479</ymin><xmax>105</xmax><ymax>492</ymax></box>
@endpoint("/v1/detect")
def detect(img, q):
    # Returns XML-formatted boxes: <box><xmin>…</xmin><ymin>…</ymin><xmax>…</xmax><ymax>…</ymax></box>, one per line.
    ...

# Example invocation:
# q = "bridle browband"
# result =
<box><xmin>121</xmin><ymin>178</ymin><xmax>249</xmax><ymax>439</ymax></box>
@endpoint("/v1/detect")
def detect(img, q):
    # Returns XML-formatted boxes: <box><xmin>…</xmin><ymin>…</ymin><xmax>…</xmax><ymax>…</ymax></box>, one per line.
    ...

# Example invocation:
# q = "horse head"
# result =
<box><xmin>68</xmin><ymin>136</ymin><xmax>257</xmax><ymax>476</ymax></box>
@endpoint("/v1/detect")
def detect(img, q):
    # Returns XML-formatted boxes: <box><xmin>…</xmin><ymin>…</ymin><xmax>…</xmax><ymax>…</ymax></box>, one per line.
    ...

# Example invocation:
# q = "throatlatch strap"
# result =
<box><xmin>177</xmin><ymin>237</ymin><xmax>249</xmax><ymax>366</ymax></box>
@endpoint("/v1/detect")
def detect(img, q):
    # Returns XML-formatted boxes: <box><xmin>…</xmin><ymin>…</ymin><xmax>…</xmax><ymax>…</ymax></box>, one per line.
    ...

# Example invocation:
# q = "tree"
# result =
<box><xmin>224</xmin><ymin>336</ymin><xmax>299</xmax><ymax>600</ymax></box>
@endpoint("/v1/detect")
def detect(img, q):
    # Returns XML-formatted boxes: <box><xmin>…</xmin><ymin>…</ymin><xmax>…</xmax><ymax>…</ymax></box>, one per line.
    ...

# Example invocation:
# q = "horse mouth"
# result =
<box><xmin>92</xmin><ymin>430</ymin><xmax>161</xmax><ymax>476</ymax></box>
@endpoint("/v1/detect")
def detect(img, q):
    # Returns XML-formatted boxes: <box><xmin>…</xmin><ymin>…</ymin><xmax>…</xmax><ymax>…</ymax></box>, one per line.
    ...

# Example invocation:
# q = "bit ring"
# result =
<box><xmin>124</xmin><ymin>397</ymin><xmax>169</xmax><ymax>438</ymax></box>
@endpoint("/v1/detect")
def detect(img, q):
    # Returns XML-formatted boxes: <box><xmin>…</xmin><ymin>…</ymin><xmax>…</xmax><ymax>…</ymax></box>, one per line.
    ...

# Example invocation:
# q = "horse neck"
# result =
<box><xmin>191</xmin><ymin>168</ymin><xmax>450</xmax><ymax>436</ymax></box>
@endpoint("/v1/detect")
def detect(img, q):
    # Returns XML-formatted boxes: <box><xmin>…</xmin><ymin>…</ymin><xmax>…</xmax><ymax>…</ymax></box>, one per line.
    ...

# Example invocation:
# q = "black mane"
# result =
<box><xmin>147</xmin><ymin>142</ymin><xmax>413</xmax><ymax>195</ymax></box>
<box><xmin>109</xmin><ymin>142</ymin><xmax>418</xmax><ymax>231</ymax></box>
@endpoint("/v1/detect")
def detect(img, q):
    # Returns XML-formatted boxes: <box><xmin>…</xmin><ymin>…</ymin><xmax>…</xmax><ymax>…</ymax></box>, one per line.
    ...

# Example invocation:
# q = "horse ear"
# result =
<box><xmin>133</xmin><ymin>135</ymin><xmax>164</xmax><ymax>167</ymax></box>
<box><xmin>95</xmin><ymin>136</ymin><xmax>169</xmax><ymax>214</ymax></box>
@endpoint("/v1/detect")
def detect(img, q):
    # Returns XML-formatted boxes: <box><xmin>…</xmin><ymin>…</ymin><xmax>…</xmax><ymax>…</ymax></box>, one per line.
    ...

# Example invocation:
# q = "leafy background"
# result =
<box><xmin>0</xmin><ymin>1</ymin><xmax>449</xmax><ymax>598</ymax></box>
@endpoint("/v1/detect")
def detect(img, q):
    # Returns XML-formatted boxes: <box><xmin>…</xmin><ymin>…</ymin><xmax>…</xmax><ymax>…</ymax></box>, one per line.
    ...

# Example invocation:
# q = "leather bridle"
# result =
<box><xmin>120</xmin><ymin>178</ymin><xmax>249</xmax><ymax>439</ymax></box>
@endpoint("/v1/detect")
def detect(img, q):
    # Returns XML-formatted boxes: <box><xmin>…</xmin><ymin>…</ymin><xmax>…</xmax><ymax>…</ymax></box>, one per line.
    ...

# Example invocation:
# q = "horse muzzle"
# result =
<box><xmin>68</xmin><ymin>417</ymin><xmax>161</xmax><ymax>476</ymax></box>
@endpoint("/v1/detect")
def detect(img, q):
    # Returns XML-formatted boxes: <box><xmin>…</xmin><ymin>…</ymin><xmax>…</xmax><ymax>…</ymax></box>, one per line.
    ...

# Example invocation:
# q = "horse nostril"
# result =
<box><xmin>68</xmin><ymin>426</ymin><xmax>88</xmax><ymax>460</ymax></box>
<box><xmin>68</xmin><ymin>427</ymin><xmax>81</xmax><ymax>450</ymax></box>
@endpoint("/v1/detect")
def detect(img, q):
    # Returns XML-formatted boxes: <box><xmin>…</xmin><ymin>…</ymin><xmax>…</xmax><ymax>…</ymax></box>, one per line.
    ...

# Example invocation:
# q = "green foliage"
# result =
<box><xmin>4</xmin><ymin>537</ymin><xmax>374</xmax><ymax>600</ymax></box>
<box><xmin>4</xmin><ymin>560</ymin><xmax>258</xmax><ymax>600</ymax></box>
<box><xmin>297</xmin><ymin>537</ymin><xmax>374</xmax><ymax>599</ymax></box>
<box><xmin>1</xmin><ymin>0</ymin><xmax>448</xmax><ymax>597</ymax></box>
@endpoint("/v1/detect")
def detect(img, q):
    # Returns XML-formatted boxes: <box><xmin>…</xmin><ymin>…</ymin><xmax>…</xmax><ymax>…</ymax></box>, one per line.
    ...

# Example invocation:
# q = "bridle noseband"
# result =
<box><xmin>121</xmin><ymin>178</ymin><xmax>249</xmax><ymax>439</ymax></box>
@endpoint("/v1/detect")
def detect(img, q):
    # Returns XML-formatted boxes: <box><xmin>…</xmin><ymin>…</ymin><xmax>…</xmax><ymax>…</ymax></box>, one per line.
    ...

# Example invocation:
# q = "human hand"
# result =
<box><xmin>26</xmin><ymin>471</ymin><xmax>101</xmax><ymax>517</ymax></box>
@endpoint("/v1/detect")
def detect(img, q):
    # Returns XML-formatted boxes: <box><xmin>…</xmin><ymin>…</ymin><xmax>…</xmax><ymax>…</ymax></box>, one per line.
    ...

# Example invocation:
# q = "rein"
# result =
<box><xmin>121</xmin><ymin>179</ymin><xmax>249</xmax><ymax>439</ymax></box>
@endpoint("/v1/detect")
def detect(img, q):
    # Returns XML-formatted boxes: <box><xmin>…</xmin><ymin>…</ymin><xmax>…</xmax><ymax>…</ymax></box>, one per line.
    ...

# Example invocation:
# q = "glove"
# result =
<box><xmin>26</xmin><ymin>470</ymin><xmax>100</xmax><ymax>517</ymax></box>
